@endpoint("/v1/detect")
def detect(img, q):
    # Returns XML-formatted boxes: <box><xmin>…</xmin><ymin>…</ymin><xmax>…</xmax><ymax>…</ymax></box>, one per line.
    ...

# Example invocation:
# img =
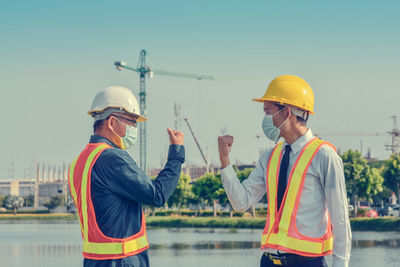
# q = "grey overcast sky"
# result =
<box><xmin>1</xmin><ymin>0</ymin><xmax>399</xmax><ymax>179</ymax></box>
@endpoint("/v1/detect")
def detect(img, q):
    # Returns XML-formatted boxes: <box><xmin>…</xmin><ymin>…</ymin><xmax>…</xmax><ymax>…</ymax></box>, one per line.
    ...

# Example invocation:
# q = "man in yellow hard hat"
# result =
<box><xmin>69</xmin><ymin>86</ymin><xmax>185</xmax><ymax>267</ymax></box>
<box><xmin>218</xmin><ymin>75</ymin><xmax>351</xmax><ymax>267</ymax></box>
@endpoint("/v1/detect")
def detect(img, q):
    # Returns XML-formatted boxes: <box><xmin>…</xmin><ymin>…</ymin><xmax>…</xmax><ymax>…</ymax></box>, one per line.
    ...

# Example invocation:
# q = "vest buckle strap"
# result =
<box><xmin>265</xmin><ymin>252</ymin><xmax>322</xmax><ymax>266</ymax></box>
<box><xmin>267</xmin><ymin>253</ymin><xmax>287</xmax><ymax>265</ymax></box>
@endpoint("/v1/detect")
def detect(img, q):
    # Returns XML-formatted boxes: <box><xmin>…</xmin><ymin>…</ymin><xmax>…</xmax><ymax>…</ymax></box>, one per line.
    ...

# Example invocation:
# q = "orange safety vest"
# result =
<box><xmin>261</xmin><ymin>138</ymin><xmax>334</xmax><ymax>257</ymax></box>
<box><xmin>68</xmin><ymin>143</ymin><xmax>149</xmax><ymax>260</ymax></box>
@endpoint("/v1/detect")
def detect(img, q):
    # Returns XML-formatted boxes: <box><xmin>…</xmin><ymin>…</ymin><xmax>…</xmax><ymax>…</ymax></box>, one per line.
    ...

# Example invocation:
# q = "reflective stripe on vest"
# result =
<box><xmin>261</xmin><ymin>138</ymin><xmax>334</xmax><ymax>257</ymax></box>
<box><xmin>68</xmin><ymin>143</ymin><xmax>149</xmax><ymax>259</ymax></box>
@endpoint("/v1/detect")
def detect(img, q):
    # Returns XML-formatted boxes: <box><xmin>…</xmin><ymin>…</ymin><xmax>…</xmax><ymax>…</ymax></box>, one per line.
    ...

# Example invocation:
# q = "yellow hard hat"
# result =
<box><xmin>252</xmin><ymin>75</ymin><xmax>314</xmax><ymax>114</ymax></box>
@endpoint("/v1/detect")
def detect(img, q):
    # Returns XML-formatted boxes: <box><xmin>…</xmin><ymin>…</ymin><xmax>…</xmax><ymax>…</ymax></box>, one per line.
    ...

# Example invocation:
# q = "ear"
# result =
<box><xmin>106</xmin><ymin>117</ymin><xmax>114</xmax><ymax>130</ymax></box>
<box><xmin>285</xmin><ymin>106</ymin><xmax>293</xmax><ymax>119</ymax></box>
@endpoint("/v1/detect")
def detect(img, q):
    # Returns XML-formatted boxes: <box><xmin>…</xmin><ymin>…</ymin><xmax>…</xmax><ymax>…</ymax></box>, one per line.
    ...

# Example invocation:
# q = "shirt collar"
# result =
<box><xmin>89</xmin><ymin>135</ymin><xmax>119</xmax><ymax>148</ymax></box>
<box><xmin>283</xmin><ymin>128</ymin><xmax>314</xmax><ymax>154</ymax></box>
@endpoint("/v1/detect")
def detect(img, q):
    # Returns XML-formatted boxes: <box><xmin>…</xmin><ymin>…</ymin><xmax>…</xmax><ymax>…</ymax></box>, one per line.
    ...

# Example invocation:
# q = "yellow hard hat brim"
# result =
<box><xmin>252</xmin><ymin>97</ymin><xmax>315</xmax><ymax>114</ymax></box>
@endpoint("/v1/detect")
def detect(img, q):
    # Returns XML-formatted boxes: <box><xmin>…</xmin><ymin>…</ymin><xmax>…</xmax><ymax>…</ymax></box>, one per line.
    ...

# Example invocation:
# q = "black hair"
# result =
<box><xmin>93</xmin><ymin>119</ymin><xmax>106</xmax><ymax>133</ymax></box>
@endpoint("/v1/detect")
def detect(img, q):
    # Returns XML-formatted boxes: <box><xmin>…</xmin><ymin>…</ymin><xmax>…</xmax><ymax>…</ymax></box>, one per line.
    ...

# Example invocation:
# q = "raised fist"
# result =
<box><xmin>167</xmin><ymin>128</ymin><xmax>184</xmax><ymax>145</ymax></box>
<box><xmin>218</xmin><ymin>135</ymin><xmax>234</xmax><ymax>158</ymax></box>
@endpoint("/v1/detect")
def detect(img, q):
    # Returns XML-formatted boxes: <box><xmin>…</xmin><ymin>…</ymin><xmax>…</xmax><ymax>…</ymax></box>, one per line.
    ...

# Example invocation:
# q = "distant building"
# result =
<box><xmin>0</xmin><ymin>179</ymin><xmax>34</xmax><ymax>197</ymax></box>
<box><xmin>147</xmin><ymin>168</ymin><xmax>162</xmax><ymax>178</ymax></box>
<box><xmin>182</xmin><ymin>165</ymin><xmax>208</xmax><ymax>180</ymax></box>
<box><xmin>38</xmin><ymin>182</ymin><xmax>67</xmax><ymax>205</ymax></box>
<box><xmin>148</xmin><ymin>165</ymin><xmax>208</xmax><ymax>181</ymax></box>
<box><xmin>235</xmin><ymin>164</ymin><xmax>256</xmax><ymax>171</ymax></box>
<box><xmin>148</xmin><ymin>163</ymin><xmax>256</xmax><ymax>182</ymax></box>
<box><xmin>0</xmin><ymin>179</ymin><xmax>67</xmax><ymax>206</ymax></box>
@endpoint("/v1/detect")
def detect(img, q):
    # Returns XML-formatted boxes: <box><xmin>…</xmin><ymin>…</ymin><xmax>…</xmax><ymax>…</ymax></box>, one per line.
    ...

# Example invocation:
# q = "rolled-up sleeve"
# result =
<box><xmin>221</xmin><ymin>151</ymin><xmax>269</xmax><ymax>211</ymax></box>
<box><xmin>320</xmin><ymin>148</ymin><xmax>352</xmax><ymax>267</ymax></box>
<box><xmin>94</xmin><ymin>145</ymin><xmax>185</xmax><ymax>207</ymax></box>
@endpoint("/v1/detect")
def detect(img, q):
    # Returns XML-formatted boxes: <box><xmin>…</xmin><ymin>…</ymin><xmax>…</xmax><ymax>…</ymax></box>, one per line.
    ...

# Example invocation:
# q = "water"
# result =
<box><xmin>0</xmin><ymin>222</ymin><xmax>399</xmax><ymax>267</ymax></box>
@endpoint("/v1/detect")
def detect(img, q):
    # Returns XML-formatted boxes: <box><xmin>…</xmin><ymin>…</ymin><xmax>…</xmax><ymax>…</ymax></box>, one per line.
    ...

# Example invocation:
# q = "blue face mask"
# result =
<box><xmin>262</xmin><ymin>107</ymin><xmax>289</xmax><ymax>143</ymax></box>
<box><xmin>112</xmin><ymin>117</ymin><xmax>138</xmax><ymax>150</ymax></box>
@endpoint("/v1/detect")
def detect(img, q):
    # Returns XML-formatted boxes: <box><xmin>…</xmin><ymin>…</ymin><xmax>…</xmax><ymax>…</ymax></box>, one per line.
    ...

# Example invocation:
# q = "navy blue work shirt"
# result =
<box><xmin>83</xmin><ymin>135</ymin><xmax>185</xmax><ymax>267</ymax></box>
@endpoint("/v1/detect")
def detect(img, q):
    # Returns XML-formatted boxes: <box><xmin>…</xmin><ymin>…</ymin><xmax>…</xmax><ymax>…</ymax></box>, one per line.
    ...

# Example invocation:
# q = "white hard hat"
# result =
<box><xmin>88</xmin><ymin>86</ymin><xmax>147</xmax><ymax>122</ymax></box>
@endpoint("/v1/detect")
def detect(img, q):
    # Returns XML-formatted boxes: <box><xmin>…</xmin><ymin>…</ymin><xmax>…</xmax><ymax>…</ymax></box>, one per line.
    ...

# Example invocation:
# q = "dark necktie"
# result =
<box><xmin>277</xmin><ymin>144</ymin><xmax>291</xmax><ymax>211</ymax></box>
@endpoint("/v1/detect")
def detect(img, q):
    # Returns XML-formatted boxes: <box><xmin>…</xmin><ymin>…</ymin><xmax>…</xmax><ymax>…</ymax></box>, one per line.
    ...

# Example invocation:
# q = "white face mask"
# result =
<box><xmin>120</xmin><ymin>124</ymin><xmax>138</xmax><ymax>150</ymax></box>
<box><xmin>112</xmin><ymin>117</ymin><xmax>138</xmax><ymax>150</ymax></box>
<box><xmin>262</xmin><ymin>107</ymin><xmax>289</xmax><ymax>143</ymax></box>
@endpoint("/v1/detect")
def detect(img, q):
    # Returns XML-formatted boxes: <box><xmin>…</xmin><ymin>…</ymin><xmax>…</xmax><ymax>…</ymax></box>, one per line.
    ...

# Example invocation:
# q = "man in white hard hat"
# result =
<box><xmin>69</xmin><ymin>86</ymin><xmax>185</xmax><ymax>267</ymax></box>
<box><xmin>218</xmin><ymin>75</ymin><xmax>351</xmax><ymax>267</ymax></box>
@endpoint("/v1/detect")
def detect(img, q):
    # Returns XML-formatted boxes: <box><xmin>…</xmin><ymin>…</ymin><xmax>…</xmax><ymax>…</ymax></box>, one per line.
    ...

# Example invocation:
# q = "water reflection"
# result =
<box><xmin>1</xmin><ymin>223</ymin><xmax>400</xmax><ymax>267</ymax></box>
<box><xmin>166</xmin><ymin>228</ymin><xmax>239</xmax><ymax>234</ymax></box>
<box><xmin>1</xmin><ymin>244</ymin><xmax>81</xmax><ymax>257</ymax></box>
<box><xmin>151</xmin><ymin>241</ymin><xmax>259</xmax><ymax>250</ymax></box>
<box><xmin>6</xmin><ymin>239</ymin><xmax>398</xmax><ymax>256</ymax></box>
<box><xmin>149</xmin><ymin>239</ymin><xmax>400</xmax><ymax>250</ymax></box>
<box><xmin>353</xmin><ymin>239</ymin><xmax>400</xmax><ymax>248</ymax></box>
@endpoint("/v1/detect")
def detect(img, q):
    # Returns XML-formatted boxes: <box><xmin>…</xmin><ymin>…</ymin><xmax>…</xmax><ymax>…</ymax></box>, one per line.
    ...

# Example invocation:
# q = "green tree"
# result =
<box><xmin>167</xmin><ymin>173</ymin><xmax>193</xmax><ymax>212</ymax></box>
<box><xmin>368</xmin><ymin>168</ymin><xmax>384</xmax><ymax>200</ymax></box>
<box><xmin>341</xmin><ymin>150</ymin><xmax>383</xmax><ymax>216</ymax></box>
<box><xmin>212</xmin><ymin>172</ymin><xmax>233</xmax><ymax>217</ymax></box>
<box><xmin>23</xmin><ymin>194</ymin><xmax>34</xmax><ymax>207</ymax></box>
<box><xmin>235</xmin><ymin>167</ymin><xmax>254</xmax><ymax>182</ymax></box>
<box><xmin>44</xmin><ymin>195</ymin><xmax>65</xmax><ymax>211</ymax></box>
<box><xmin>187</xmin><ymin>191</ymin><xmax>202</xmax><ymax>216</ymax></box>
<box><xmin>214</xmin><ymin>167</ymin><xmax>259</xmax><ymax>217</ymax></box>
<box><xmin>0</xmin><ymin>195</ymin><xmax>5</xmax><ymax>208</ymax></box>
<box><xmin>383</xmin><ymin>153</ymin><xmax>400</xmax><ymax>203</ymax></box>
<box><xmin>372</xmin><ymin>185</ymin><xmax>392</xmax><ymax>205</ymax></box>
<box><xmin>192</xmin><ymin>173</ymin><xmax>222</xmax><ymax>217</ymax></box>
<box><xmin>4</xmin><ymin>195</ymin><xmax>24</xmax><ymax>215</ymax></box>
<box><xmin>236</xmin><ymin>167</ymin><xmax>257</xmax><ymax>217</ymax></box>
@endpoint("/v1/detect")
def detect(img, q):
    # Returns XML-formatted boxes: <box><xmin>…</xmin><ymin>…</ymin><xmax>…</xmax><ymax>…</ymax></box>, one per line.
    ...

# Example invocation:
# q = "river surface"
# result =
<box><xmin>0</xmin><ymin>222</ymin><xmax>399</xmax><ymax>267</ymax></box>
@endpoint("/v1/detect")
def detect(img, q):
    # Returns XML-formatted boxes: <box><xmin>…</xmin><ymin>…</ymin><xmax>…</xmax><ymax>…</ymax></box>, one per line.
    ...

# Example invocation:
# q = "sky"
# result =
<box><xmin>1</xmin><ymin>0</ymin><xmax>399</xmax><ymax>179</ymax></box>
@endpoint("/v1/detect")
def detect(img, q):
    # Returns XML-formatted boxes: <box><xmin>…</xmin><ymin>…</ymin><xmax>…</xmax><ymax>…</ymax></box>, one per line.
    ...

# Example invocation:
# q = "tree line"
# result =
<box><xmin>0</xmin><ymin>194</ymin><xmax>65</xmax><ymax>215</ymax></box>
<box><xmin>1</xmin><ymin>150</ymin><xmax>398</xmax><ymax>217</ymax></box>
<box><xmin>163</xmin><ymin>150</ymin><xmax>400</xmax><ymax>217</ymax></box>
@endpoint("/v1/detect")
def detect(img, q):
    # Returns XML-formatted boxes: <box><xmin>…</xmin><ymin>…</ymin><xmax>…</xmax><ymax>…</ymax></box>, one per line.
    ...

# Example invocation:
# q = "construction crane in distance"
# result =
<box><xmin>386</xmin><ymin>115</ymin><xmax>400</xmax><ymax>154</ymax></box>
<box><xmin>316</xmin><ymin>115</ymin><xmax>400</xmax><ymax>155</ymax></box>
<box><xmin>184</xmin><ymin>118</ymin><xmax>209</xmax><ymax>172</ymax></box>
<box><xmin>315</xmin><ymin>131</ymin><xmax>386</xmax><ymax>156</ymax></box>
<box><xmin>114</xmin><ymin>49</ymin><xmax>214</xmax><ymax>174</ymax></box>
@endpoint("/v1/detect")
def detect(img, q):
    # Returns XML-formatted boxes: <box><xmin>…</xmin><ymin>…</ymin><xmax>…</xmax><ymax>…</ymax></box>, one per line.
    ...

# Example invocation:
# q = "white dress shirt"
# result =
<box><xmin>221</xmin><ymin>129</ymin><xmax>351</xmax><ymax>267</ymax></box>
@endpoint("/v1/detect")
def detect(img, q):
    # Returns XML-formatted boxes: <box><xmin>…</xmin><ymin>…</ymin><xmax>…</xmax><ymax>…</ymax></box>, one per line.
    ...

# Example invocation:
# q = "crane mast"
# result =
<box><xmin>386</xmin><ymin>115</ymin><xmax>400</xmax><ymax>154</ymax></box>
<box><xmin>316</xmin><ymin>115</ymin><xmax>400</xmax><ymax>156</ymax></box>
<box><xmin>114</xmin><ymin>49</ymin><xmax>214</xmax><ymax>174</ymax></box>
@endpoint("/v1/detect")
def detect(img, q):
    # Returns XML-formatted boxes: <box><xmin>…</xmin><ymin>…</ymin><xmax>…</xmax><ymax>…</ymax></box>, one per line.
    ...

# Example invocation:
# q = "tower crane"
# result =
<box><xmin>316</xmin><ymin>115</ymin><xmax>400</xmax><ymax>155</ymax></box>
<box><xmin>386</xmin><ymin>115</ymin><xmax>400</xmax><ymax>154</ymax></box>
<box><xmin>114</xmin><ymin>49</ymin><xmax>214</xmax><ymax>174</ymax></box>
<box><xmin>315</xmin><ymin>131</ymin><xmax>386</xmax><ymax>156</ymax></box>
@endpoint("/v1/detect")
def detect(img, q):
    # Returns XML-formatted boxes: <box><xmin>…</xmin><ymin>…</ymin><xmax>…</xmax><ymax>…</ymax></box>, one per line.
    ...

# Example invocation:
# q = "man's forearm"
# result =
<box><xmin>150</xmin><ymin>145</ymin><xmax>185</xmax><ymax>207</ymax></box>
<box><xmin>220</xmin><ymin>155</ymin><xmax>230</xmax><ymax>169</ymax></box>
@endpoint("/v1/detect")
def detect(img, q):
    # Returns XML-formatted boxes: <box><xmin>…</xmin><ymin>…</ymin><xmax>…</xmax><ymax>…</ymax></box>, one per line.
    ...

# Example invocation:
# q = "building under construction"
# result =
<box><xmin>0</xmin><ymin>163</ymin><xmax>69</xmax><ymax>209</ymax></box>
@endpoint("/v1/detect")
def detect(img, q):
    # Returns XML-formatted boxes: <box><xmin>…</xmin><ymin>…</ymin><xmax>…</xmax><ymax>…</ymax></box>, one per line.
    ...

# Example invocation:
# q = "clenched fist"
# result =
<box><xmin>167</xmin><ymin>128</ymin><xmax>184</xmax><ymax>145</ymax></box>
<box><xmin>218</xmin><ymin>135</ymin><xmax>234</xmax><ymax>168</ymax></box>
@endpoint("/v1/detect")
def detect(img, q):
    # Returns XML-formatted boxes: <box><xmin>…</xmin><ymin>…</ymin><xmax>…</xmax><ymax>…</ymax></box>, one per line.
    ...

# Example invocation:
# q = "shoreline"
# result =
<box><xmin>0</xmin><ymin>214</ymin><xmax>399</xmax><ymax>231</ymax></box>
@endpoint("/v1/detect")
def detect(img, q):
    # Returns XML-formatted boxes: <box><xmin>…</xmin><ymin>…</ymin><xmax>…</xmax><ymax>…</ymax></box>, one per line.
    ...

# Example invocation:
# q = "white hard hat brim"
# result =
<box><xmin>88</xmin><ymin>107</ymin><xmax>147</xmax><ymax>122</ymax></box>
